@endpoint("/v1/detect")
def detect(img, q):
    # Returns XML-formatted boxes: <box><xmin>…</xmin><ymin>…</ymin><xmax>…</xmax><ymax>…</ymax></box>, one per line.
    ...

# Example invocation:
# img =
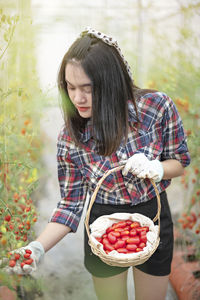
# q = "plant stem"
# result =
<box><xmin>0</xmin><ymin>198</ymin><xmax>13</xmax><ymax>216</ymax></box>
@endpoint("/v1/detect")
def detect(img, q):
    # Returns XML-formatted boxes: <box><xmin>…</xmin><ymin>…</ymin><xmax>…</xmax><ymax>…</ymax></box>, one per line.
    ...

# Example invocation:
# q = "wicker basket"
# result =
<box><xmin>85</xmin><ymin>165</ymin><xmax>161</xmax><ymax>267</ymax></box>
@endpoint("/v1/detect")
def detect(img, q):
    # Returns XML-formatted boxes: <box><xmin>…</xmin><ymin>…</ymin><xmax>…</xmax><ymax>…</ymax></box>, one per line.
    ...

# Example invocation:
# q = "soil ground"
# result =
<box><xmin>34</xmin><ymin>107</ymin><xmax>182</xmax><ymax>300</ymax></box>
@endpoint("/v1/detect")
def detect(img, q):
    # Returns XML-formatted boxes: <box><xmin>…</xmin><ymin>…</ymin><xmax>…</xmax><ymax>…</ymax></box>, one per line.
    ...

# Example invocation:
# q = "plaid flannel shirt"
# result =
<box><xmin>50</xmin><ymin>92</ymin><xmax>190</xmax><ymax>232</ymax></box>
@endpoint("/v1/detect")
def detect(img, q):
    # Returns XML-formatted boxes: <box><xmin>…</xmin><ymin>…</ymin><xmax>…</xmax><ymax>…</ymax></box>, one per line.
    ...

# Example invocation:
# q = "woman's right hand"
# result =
<box><xmin>1</xmin><ymin>241</ymin><xmax>45</xmax><ymax>275</ymax></box>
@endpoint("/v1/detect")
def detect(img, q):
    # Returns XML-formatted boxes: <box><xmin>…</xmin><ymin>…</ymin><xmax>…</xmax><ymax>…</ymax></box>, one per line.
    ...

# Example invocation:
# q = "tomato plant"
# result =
<box><xmin>144</xmin><ymin>3</ymin><xmax>200</xmax><ymax>260</ymax></box>
<box><xmin>0</xmin><ymin>3</ymin><xmax>45</xmax><ymax>296</ymax></box>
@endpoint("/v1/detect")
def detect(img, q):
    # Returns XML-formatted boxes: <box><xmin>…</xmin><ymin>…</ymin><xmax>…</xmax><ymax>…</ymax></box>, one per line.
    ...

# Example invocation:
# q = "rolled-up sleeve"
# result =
<box><xmin>49</xmin><ymin>132</ymin><xmax>88</xmax><ymax>232</ymax></box>
<box><xmin>161</xmin><ymin>95</ymin><xmax>191</xmax><ymax>167</ymax></box>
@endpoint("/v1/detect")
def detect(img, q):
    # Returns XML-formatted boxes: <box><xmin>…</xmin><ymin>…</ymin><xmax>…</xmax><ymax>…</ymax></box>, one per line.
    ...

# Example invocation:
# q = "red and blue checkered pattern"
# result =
<box><xmin>50</xmin><ymin>92</ymin><xmax>190</xmax><ymax>232</ymax></box>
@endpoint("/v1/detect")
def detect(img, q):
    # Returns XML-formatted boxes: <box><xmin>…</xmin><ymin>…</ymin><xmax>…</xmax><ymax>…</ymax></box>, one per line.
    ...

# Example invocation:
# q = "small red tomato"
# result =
<box><xmin>139</xmin><ymin>230</ymin><xmax>147</xmax><ymax>236</ymax></box>
<box><xmin>114</xmin><ymin>240</ymin><xmax>126</xmax><ymax>249</ymax></box>
<box><xmin>136</xmin><ymin>227</ymin><xmax>143</xmax><ymax>233</ymax></box>
<box><xmin>126</xmin><ymin>244</ymin><xmax>137</xmax><ymax>251</ymax></box>
<box><xmin>136</xmin><ymin>247</ymin><xmax>143</xmax><ymax>252</ymax></box>
<box><xmin>9</xmin><ymin>260</ymin><xmax>16</xmax><ymax>267</ymax></box>
<box><xmin>129</xmin><ymin>229</ymin><xmax>137</xmax><ymax>237</ymax></box>
<box><xmin>9</xmin><ymin>224</ymin><xmax>14</xmax><ymax>231</ymax></box>
<box><xmin>110</xmin><ymin>223</ymin><xmax>117</xmax><ymax>230</ymax></box>
<box><xmin>26</xmin><ymin>224</ymin><xmax>31</xmax><ymax>230</ymax></box>
<box><xmin>14</xmin><ymin>253</ymin><xmax>21</xmax><ymax>260</ymax></box>
<box><xmin>130</xmin><ymin>222</ymin><xmax>140</xmax><ymax>229</ymax></box>
<box><xmin>102</xmin><ymin>238</ymin><xmax>109</xmax><ymax>245</ymax></box>
<box><xmin>107</xmin><ymin>232</ymin><xmax>117</xmax><ymax>244</ymax></box>
<box><xmin>24</xmin><ymin>258</ymin><xmax>33</xmax><ymax>265</ymax></box>
<box><xmin>123</xmin><ymin>226</ymin><xmax>130</xmax><ymax>231</ymax></box>
<box><xmin>114</xmin><ymin>228</ymin><xmax>124</xmax><ymax>232</ymax></box>
<box><xmin>104</xmin><ymin>243</ymin><xmax>115</xmax><ymax>252</ymax></box>
<box><xmin>110</xmin><ymin>231</ymin><xmax>120</xmax><ymax>238</ymax></box>
<box><xmin>121</xmin><ymin>230</ymin><xmax>130</xmax><ymax>236</ymax></box>
<box><xmin>114</xmin><ymin>221</ymin><xmax>127</xmax><ymax>229</ymax></box>
<box><xmin>106</xmin><ymin>227</ymin><xmax>113</xmax><ymax>234</ymax></box>
<box><xmin>140</xmin><ymin>235</ymin><xmax>147</xmax><ymax>243</ymax></box>
<box><xmin>22</xmin><ymin>235</ymin><xmax>27</xmax><ymax>242</ymax></box>
<box><xmin>117</xmin><ymin>248</ymin><xmax>128</xmax><ymax>254</ymax></box>
<box><xmin>24</xmin><ymin>253</ymin><xmax>31</xmax><ymax>259</ymax></box>
<box><xmin>126</xmin><ymin>237</ymin><xmax>140</xmax><ymax>244</ymax></box>
<box><xmin>126</xmin><ymin>220</ymin><xmax>133</xmax><ymax>226</ymax></box>
<box><xmin>102</xmin><ymin>234</ymin><xmax>107</xmax><ymax>239</ymax></box>
<box><xmin>25</xmin><ymin>249</ymin><xmax>32</xmax><ymax>255</ymax></box>
<box><xmin>18</xmin><ymin>224</ymin><xmax>24</xmax><ymax>230</ymax></box>
<box><xmin>142</xmin><ymin>226</ymin><xmax>149</xmax><ymax>232</ymax></box>
<box><xmin>139</xmin><ymin>242</ymin><xmax>146</xmax><ymax>249</ymax></box>
<box><xmin>21</xmin><ymin>262</ymin><xmax>25</xmax><ymax>269</ymax></box>
<box><xmin>121</xmin><ymin>236</ymin><xmax>129</xmax><ymax>242</ymax></box>
<box><xmin>4</xmin><ymin>215</ymin><xmax>11</xmax><ymax>222</ymax></box>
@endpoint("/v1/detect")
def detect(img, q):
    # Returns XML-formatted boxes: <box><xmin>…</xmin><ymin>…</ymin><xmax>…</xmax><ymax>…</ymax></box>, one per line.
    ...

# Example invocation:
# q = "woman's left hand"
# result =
<box><xmin>121</xmin><ymin>153</ymin><xmax>164</xmax><ymax>182</ymax></box>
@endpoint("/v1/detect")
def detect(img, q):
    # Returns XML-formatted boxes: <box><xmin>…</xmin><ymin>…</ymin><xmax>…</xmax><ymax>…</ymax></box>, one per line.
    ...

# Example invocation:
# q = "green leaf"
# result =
<box><xmin>3</xmin><ymin>33</ymin><xmax>8</xmax><ymax>42</ymax></box>
<box><xmin>1</xmin><ymin>15</ymin><xmax>6</xmax><ymax>23</ymax></box>
<box><xmin>7</xmin><ymin>16</ymin><xmax>11</xmax><ymax>25</ymax></box>
<box><xmin>18</xmin><ymin>88</ymin><xmax>23</xmax><ymax>96</ymax></box>
<box><xmin>0</xmin><ymin>180</ymin><xmax>4</xmax><ymax>193</ymax></box>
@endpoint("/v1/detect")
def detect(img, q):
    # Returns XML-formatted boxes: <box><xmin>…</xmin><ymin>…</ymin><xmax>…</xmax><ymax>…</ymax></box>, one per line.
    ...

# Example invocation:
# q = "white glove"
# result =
<box><xmin>122</xmin><ymin>153</ymin><xmax>164</xmax><ymax>182</ymax></box>
<box><xmin>1</xmin><ymin>241</ymin><xmax>44</xmax><ymax>275</ymax></box>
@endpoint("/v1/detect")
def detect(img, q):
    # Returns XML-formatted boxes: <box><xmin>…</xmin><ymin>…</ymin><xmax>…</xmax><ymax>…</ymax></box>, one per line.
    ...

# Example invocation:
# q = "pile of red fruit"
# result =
<box><xmin>8</xmin><ymin>249</ymin><xmax>33</xmax><ymax>269</ymax></box>
<box><xmin>96</xmin><ymin>220</ymin><xmax>149</xmax><ymax>254</ymax></box>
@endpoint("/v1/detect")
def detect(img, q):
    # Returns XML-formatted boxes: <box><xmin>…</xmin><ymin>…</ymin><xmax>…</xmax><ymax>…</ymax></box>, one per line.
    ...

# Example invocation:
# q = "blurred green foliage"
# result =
<box><xmin>0</xmin><ymin>1</ymin><xmax>44</xmax><ymax>297</ymax></box>
<box><xmin>144</xmin><ymin>2</ymin><xmax>200</xmax><ymax>258</ymax></box>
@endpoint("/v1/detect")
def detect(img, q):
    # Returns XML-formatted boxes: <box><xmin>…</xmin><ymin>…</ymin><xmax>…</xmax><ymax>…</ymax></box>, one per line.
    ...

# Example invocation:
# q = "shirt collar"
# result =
<box><xmin>80</xmin><ymin>119</ymin><xmax>92</xmax><ymax>143</ymax></box>
<box><xmin>80</xmin><ymin>101</ymin><xmax>139</xmax><ymax>143</ymax></box>
<box><xmin>128</xmin><ymin>100</ymin><xmax>140</xmax><ymax>123</ymax></box>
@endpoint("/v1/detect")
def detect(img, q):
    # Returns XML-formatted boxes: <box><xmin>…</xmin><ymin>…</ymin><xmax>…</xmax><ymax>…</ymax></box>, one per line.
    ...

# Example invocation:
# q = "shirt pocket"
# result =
<box><xmin>148</xmin><ymin>141</ymin><xmax>163</xmax><ymax>159</ymax></box>
<box><xmin>116</xmin><ymin>128</ymin><xmax>152</xmax><ymax>161</ymax></box>
<box><xmin>79</xmin><ymin>157</ymin><xmax>118</xmax><ymax>193</ymax></box>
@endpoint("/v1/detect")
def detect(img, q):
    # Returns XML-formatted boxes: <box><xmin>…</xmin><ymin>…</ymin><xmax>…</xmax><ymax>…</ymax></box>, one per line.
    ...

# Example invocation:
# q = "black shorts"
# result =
<box><xmin>84</xmin><ymin>191</ymin><xmax>174</xmax><ymax>278</ymax></box>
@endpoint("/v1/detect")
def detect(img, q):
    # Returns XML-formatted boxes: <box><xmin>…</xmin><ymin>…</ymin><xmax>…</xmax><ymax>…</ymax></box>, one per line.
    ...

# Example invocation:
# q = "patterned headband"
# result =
<box><xmin>80</xmin><ymin>26</ymin><xmax>133</xmax><ymax>81</ymax></box>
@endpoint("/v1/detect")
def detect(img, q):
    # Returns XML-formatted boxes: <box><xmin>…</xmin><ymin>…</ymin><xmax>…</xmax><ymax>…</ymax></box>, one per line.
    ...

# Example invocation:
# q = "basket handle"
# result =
<box><xmin>85</xmin><ymin>165</ymin><xmax>161</xmax><ymax>238</ymax></box>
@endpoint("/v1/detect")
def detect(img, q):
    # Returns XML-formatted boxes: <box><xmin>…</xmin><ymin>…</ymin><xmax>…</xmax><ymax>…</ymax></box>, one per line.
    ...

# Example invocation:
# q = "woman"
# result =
<box><xmin>7</xmin><ymin>28</ymin><xmax>190</xmax><ymax>300</ymax></box>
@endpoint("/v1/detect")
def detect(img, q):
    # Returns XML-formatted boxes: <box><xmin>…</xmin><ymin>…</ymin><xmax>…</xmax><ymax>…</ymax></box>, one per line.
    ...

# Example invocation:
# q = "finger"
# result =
<box><xmin>149</xmin><ymin>173</ymin><xmax>159</xmax><ymax>181</ymax></box>
<box><xmin>0</xmin><ymin>257</ymin><xmax>8</xmax><ymax>266</ymax></box>
<box><xmin>12</xmin><ymin>265</ymin><xmax>25</xmax><ymax>275</ymax></box>
<box><xmin>4</xmin><ymin>266</ymin><xmax>13</xmax><ymax>275</ymax></box>
<box><xmin>133</xmin><ymin>166</ymin><xmax>146</xmax><ymax>175</ymax></box>
<box><xmin>123</xmin><ymin>164</ymin><xmax>143</xmax><ymax>176</ymax></box>
<box><xmin>122</xmin><ymin>154</ymin><xmax>148</xmax><ymax>176</ymax></box>
<box><xmin>23</xmin><ymin>264</ymin><xmax>33</xmax><ymax>274</ymax></box>
<box><xmin>137</xmin><ymin>170</ymin><xmax>148</xmax><ymax>179</ymax></box>
<box><xmin>16</xmin><ymin>248</ymin><xmax>26</xmax><ymax>256</ymax></box>
<box><xmin>122</xmin><ymin>163</ymin><xmax>131</xmax><ymax>176</ymax></box>
<box><xmin>118</xmin><ymin>160</ymin><xmax>128</xmax><ymax>166</ymax></box>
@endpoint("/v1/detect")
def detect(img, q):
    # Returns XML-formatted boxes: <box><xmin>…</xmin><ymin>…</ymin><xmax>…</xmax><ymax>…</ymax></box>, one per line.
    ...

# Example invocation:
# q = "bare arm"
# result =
<box><xmin>36</xmin><ymin>222</ymin><xmax>71</xmax><ymax>252</ymax></box>
<box><xmin>161</xmin><ymin>159</ymin><xmax>184</xmax><ymax>180</ymax></box>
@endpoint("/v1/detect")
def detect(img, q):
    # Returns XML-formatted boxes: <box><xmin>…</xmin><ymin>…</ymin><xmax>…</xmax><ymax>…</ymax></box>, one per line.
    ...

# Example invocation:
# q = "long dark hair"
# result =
<box><xmin>57</xmin><ymin>35</ymin><xmax>139</xmax><ymax>156</ymax></box>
